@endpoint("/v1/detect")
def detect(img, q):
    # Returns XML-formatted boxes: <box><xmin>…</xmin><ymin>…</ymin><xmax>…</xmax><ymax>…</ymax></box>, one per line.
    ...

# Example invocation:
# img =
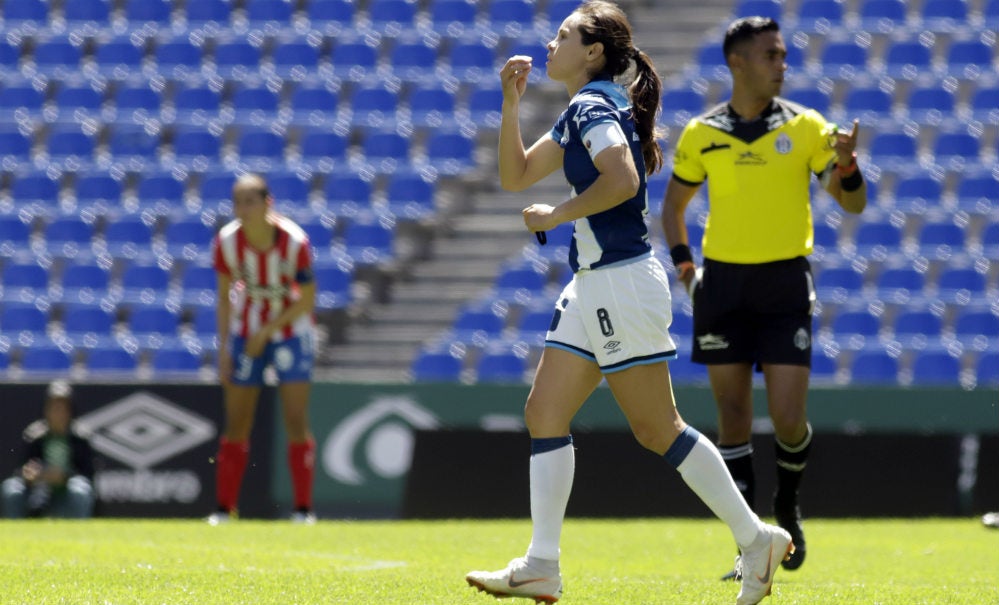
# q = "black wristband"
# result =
<box><xmin>670</xmin><ymin>244</ymin><xmax>693</xmax><ymax>267</ymax></box>
<box><xmin>841</xmin><ymin>168</ymin><xmax>863</xmax><ymax>192</ymax></box>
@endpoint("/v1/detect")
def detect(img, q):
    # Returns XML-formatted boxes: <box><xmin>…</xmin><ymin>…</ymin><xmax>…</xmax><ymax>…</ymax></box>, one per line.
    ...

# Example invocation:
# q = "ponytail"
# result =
<box><xmin>629</xmin><ymin>50</ymin><xmax>664</xmax><ymax>176</ymax></box>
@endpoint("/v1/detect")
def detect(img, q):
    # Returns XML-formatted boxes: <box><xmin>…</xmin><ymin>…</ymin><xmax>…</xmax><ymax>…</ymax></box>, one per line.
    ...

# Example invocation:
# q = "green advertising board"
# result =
<box><xmin>272</xmin><ymin>383</ymin><xmax>998</xmax><ymax>517</ymax></box>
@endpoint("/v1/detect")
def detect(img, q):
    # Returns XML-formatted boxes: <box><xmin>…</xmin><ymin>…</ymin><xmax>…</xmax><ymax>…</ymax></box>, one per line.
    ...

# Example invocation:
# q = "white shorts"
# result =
<box><xmin>545</xmin><ymin>253</ymin><xmax>678</xmax><ymax>373</ymax></box>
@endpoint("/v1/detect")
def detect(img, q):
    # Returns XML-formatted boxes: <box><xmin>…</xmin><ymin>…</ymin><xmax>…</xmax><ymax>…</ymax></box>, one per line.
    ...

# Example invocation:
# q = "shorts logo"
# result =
<box><xmin>603</xmin><ymin>340</ymin><xmax>622</xmax><ymax>354</ymax></box>
<box><xmin>794</xmin><ymin>327</ymin><xmax>810</xmax><ymax>351</ymax></box>
<box><xmin>275</xmin><ymin>346</ymin><xmax>294</xmax><ymax>371</ymax></box>
<box><xmin>697</xmin><ymin>333</ymin><xmax>730</xmax><ymax>351</ymax></box>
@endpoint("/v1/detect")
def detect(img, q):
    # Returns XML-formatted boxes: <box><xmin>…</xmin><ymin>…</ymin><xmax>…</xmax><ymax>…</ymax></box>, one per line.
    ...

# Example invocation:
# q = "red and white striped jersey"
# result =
<box><xmin>212</xmin><ymin>213</ymin><xmax>314</xmax><ymax>341</ymax></box>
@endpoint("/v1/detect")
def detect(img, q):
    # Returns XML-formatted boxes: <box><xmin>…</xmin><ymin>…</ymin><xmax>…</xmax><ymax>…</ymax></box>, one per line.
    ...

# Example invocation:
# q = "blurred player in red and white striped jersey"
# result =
<box><xmin>209</xmin><ymin>173</ymin><xmax>318</xmax><ymax>524</ymax></box>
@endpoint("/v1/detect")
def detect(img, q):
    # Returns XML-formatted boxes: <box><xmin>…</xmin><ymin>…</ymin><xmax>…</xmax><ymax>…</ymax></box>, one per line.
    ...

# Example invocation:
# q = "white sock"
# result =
<box><xmin>526</xmin><ymin>442</ymin><xmax>574</xmax><ymax>561</ymax></box>
<box><xmin>669</xmin><ymin>428</ymin><xmax>764</xmax><ymax>548</ymax></box>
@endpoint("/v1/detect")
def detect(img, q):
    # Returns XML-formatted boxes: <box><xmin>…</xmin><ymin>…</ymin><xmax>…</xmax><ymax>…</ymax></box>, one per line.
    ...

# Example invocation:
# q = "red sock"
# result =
<box><xmin>288</xmin><ymin>438</ymin><xmax>315</xmax><ymax>511</ymax></box>
<box><xmin>216</xmin><ymin>438</ymin><xmax>250</xmax><ymax>512</ymax></box>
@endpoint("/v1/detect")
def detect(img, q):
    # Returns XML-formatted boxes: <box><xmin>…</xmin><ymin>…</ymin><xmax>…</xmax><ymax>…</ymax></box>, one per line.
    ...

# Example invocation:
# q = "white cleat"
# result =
<box><xmin>290</xmin><ymin>511</ymin><xmax>317</xmax><ymax>524</ymax></box>
<box><xmin>736</xmin><ymin>524</ymin><xmax>794</xmax><ymax>605</ymax></box>
<box><xmin>206</xmin><ymin>511</ymin><xmax>236</xmax><ymax>526</ymax></box>
<box><xmin>983</xmin><ymin>512</ymin><xmax>999</xmax><ymax>529</ymax></box>
<box><xmin>466</xmin><ymin>557</ymin><xmax>563</xmax><ymax>604</ymax></box>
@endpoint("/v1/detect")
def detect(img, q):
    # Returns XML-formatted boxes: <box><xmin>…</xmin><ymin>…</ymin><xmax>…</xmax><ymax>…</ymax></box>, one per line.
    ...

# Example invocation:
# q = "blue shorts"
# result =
<box><xmin>230</xmin><ymin>333</ymin><xmax>314</xmax><ymax>385</ymax></box>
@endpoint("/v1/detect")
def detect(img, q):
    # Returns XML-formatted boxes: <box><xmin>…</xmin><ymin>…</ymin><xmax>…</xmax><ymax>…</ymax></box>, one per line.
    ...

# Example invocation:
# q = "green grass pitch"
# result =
<box><xmin>0</xmin><ymin>518</ymin><xmax>995</xmax><ymax>604</ymax></box>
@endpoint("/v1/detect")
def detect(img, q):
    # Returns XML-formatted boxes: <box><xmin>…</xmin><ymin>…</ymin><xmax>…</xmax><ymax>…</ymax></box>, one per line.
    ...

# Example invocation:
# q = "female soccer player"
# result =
<box><xmin>209</xmin><ymin>173</ymin><xmax>317</xmax><ymax>524</ymax></box>
<box><xmin>465</xmin><ymin>3</ymin><xmax>791</xmax><ymax>604</ymax></box>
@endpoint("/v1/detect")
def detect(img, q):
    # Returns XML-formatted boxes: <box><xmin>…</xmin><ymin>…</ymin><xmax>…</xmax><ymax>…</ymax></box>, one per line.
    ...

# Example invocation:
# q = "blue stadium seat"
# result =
<box><xmin>45</xmin><ymin>127</ymin><xmax>96</xmax><ymax>165</ymax></box>
<box><xmin>917</xmin><ymin>220</ymin><xmax>965</xmax><ymax>258</ymax></box>
<box><xmin>349</xmin><ymin>85</ymin><xmax>400</xmax><ymax>128</ymax></box>
<box><xmin>920</xmin><ymin>0</ymin><xmax>968</xmax><ymax>31</ymax></box>
<box><xmin>268</xmin><ymin>170</ymin><xmax>312</xmax><ymax>204</ymax></box>
<box><xmin>987</xmin><ymin>0</ymin><xmax>999</xmax><ymax>28</ymax></box>
<box><xmin>52</xmin><ymin>84</ymin><xmax>103</xmax><ymax>122</ymax></box>
<box><xmin>783</xmin><ymin>88</ymin><xmax>830</xmax><ymax>115</ymax></box>
<box><xmin>246</xmin><ymin>0</ymin><xmax>294</xmax><ymax>25</ymax></box>
<box><xmin>905</xmin><ymin>86</ymin><xmax>954</xmax><ymax>124</ymax></box>
<box><xmin>231</xmin><ymin>86</ymin><xmax>280</xmax><ymax>124</ymax></box>
<box><xmin>0</xmin><ymin>303</ymin><xmax>48</xmax><ymax>335</ymax></box>
<box><xmin>954</xmin><ymin>309</ymin><xmax>999</xmax><ymax>343</ymax></box>
<box><xmin>120</xmin><ymin>263</ymin><xmax>173</xmax><ymax>303</ymax></box>
<box><xmin>475</xmin><ymin>343</ymin><xmax>529</xmax><ymax>383</ymax></box>
<box><xmin>946</xmin><ymin>40</ymin><xmax>994</xmax><ymax>74</ymax></box>
<box><xmin>323</xmin><ymin>173</ymin><xmax>372</xmax><ymax>215</ymax></box>
<box><xmin>969</xmin><ymin>86</ymin><xmax>999</xmax><ymax>123</ymax></box>
<box><xmin>975</xmin><ymin>351</ymin><xmax>999</xmax><ymax>386</ymax></box>
<box><xmin>517</xmin><ymin>305</ymin><xmax>554</xmax><ymax>336</ymax></box>
<box><xmin>237</xmin><ymin>129</ymin><xmax>286</xmax><ymax>167</ymax></box>
<box><xmin>63</xmin><ymin>0</ymin><xmax>110</xmax><ymax>24</ymax></box>
<box><xmin>307</xmin><ymin>0</ymin><xmax>355</xmax><ymax>26</ymax></box>
<box><xmin>813</xmin><ymin>223</ymin><xmax>838</xmax><ymax>250</ymax></box>
<box><xmin>667</xmin><ymin>355</ymin><xmax>709</xmax><ymax>384</ymax></box>
<box><xmin>172</xmin><ymin>126</ymin><xmax>222</xmax><ymax>167</ymax></box>
<box><xmin>199</xmin><ymin>172</ymin><xmax>236</xmax><ymax>204</ymax></box>
<box><xmin>59</xmin><ymin>262</ymin><xmax>111</xmax><ymax>297</ymax></box>
<box><xmin>0</xmin><ymin>216</ymin><xmax>32</xmax><ymax>247</ymax></box>
<box><xmin>179</xmin><ymin>265</ymin><xmax>217</xmax><ymax>305</ymax></box>
<box><xmin>128</xmin><ymin>305</ymin><xmax>180</xmax><ymax>337</ymax></box>
<box><xmin>875</xmin><ymin>267</ymin><xmax>925</xmax><ymax>301</ymax></box>
<box><xmin>859</xmin><ymin>0</ymin><xmax>909</xmax><ymax>31</ymax></box>
<box><xmin>0</xmin><ymin>83</ymin><xmax>44</xmax><ymax>119</ymax></box>
<box><xmin>796</xmin><ymin>0</ymin><xmax>844</xmax><ymax>32</ymax></box>
<box><xmin>831</xmin><ymin>309</ymin><xmax>882</xmax><ymax>344</ymax></box>
<box><xmin>20</xmin><ymin>343</ymin><xmax>74</xmax><ymax>373</ymax></box>
<box><xmin>545</xmin><ymin>0</ymin><xmax>577</xmax><ymax>24</ymax></box>
<box><xmin>189</xmin><ymin>304</ymin><xmax>216</xmax><ymax>336</ymax></box>
<box><xmin>662</xmin><ymin>89</ymin><xmax>707</xmax><ymax>119</ymax></box>
<box><xmin>815</xmin><ymin>266</ymin><xmax>864</xmax><ymax>301</ymax></box>
<box><xmin>0</xmin><ymin>40</ymin><xmax>20</xmax><ymax>74</ymax></box>
<box><xmin>932</xmin><ymin>131</ymin><xmax>980</xmax><ymax>167</ymax></box>
<box><xmin>389</xmin><ymin>41</ymin><xmax>439</xmax><ymax>83</ymax></box>
<box><xmin>85</xmin><ymin>344</ymin><xmax>138</xmax><ymax>373</ymax></box>
<box><xmin>956</xmin><ymin>172</ymin><xmax>999</xmax><ymax>213</ymax></box>
<box><xmin>670</xmin><ymin>309</ymin><xmax>694</xmax><ymax>337</ymax></box>
<box><xmin>451</xmin><ymin>300</ymin><xmax>508</xmax><ymax>343</ymax></box>
<box><xmin>33</xmin><ymin>36</ymin><xmax>83</xmax><ymax>75</ymax></box>
<box><xmin>171</xmin><ymin>86</ymin><xmax>222</xmax><ymax>124</ymax></box>
<box><xmin>819</xmin><ymin>41</ymin><xmax>870</xmax><ymax>77</ymax></box>
<box><xmin>424</xmin><ymin>130</ymin><xmax>475</xmax><ymax>175</ymax></box>
<box><xmin>368</xmin><ymin>0</ymin><xmax>418</xmax><ymax>27</ymax></box>
<box><xmin>62</xmin><ymin>303</ymin><xmax>115</xmax><ymax>341</ymax></box>
<box><xmin>136</xmin><ymin>171</ymin><xmax>186</xmax><ymax>206</ymax></box>
<box><xmin>313</xmin><ymin>262</ymin><xmax>353</xmax><ymax>310</ymax></box>
<box><xmin>271</xmin><ymin>40</ymin><xmax>321</xmax><ymax>78</ymax></box>
<box><xmin>849</xmin><ymin>349</ymin><xmax>898</xmax><ymax>384</ymax></box>
<box><xmin>407</xmin><ymin>85</ymin><xmax>456</xmax><ymax>127</ymax></box>
<box><xmin>447</xmin><ymin>41</ymin><xmax>497</xmax><ymax>82</ymax></box>
<box><xmin>892</xmin><ymin>309</ymin><xmax>941</xmax><ymax>341</ymax></box>
<box><xmin>2</xmin><ymin>0</ymin><xmax>48</xmax><ymax>25</ymax></box>
<box><xmin>103</xmin><ymin>216</ymin><xmax>154</xmax><ymax>257</ymax></box>
<box><xmin>298</xmin><ymin>131</ymin><xmax>347</xmax><ymax>167</ymax></box>
<box><xmin>843</xmin><ymin>86</ymin><xmax>893</xmax><ymax>121</ymax></box>
<box><xmin>93</xmin><ymin>37</ymin><xmax>146</xmax><ymax>78</ymax></box>
<box><xmin>154</xmin><ymin>39</ymin><xmax>204</xmax><ymax>78</ymax></box>
<box><xmin>494</xmin><ymin>262</ymin><xmax>548</xmax><ymax>299</ymax></box>
<box><xmin>301</xmin><ymin>220</ymin><xmax>335</xmax><ymax>249</ymax></box>
<box><xmin>342</xmin><ymin>213</ymin><xmax>395</xmax><ymax>264</ymax></box>
<box><xmin>213</xmin><ymin>40</ymin><xmax>263</xmax><ymax>78</ymax></box>
<box><xmin>867</xmin><ymin>132</ymin><xmax>917</xmax><ymax>171</ymax></box>
<box><xmin>0</xmin><ymin>129</ymin><xmax>32</xmax><ymax>166</ymax></box>
<box><xmin>693</xmin><ymin>43</ymin><xmax>726</xmax><ymax>78</ymax></box>
<box><xmin>361</xmin><ymin>130</ymin><xmax>411</xmax><ymax>173</ymax></box>
<box><xmin>410</xmin><ymin>346</ymin><xmax>464</xmax><ymax>382</ymax></box>
<box><xmin>385</xmin><ymin>172</ymin><xmax>436</xmax><ymax>220</ymax></box>
<box><xmin>733</xmin><ymin>0</ymin><xmax>782</xmax><ymax>20</ymax></box>
<box><xmin>11</xmin><ymin>171</ymin><xmax>60</xmax><ymax>205</ymax></box>
<box><xmin>936</xmin><ymin>267</ymin><xmax>986</xmax><ymax>301</ymax></box>
<box><xmin>465</xmin><ymin>85</ymin><xmax>503</xmax><ymax>128</ymax></box>
<box><xmin>983</xmin><ymin>223</ymin><xmax>999</xmax><ymax>258</ymax></box>
<box><xmin>853</xmin><ymin>220</ymin><xmax>903</xmax><ymax>255</ymax></box>
<box><xmin>883</xmin><ymin>40</ymin><xmax>934</xmax><ymax>79</ymax></box>
<box><xmin>289</xmin><ymin>86</ymin><xmax>340</xmax><ymax>125</ymax></box>
<box><xmin>108</xmin><ymin>125</ymin><xmax>162</xmax><ymax>164</ymax></box>
<box><xmin>891</xmin><ymin>175</ymin><xmax>941</xmax><ymax>213</ymax></box>
<box><xmin>150</xmin><ymin>346</ymin><xmax>203</xmax><ymax>372</ymax></box>
<box><xmin>910</xmin><ymin>351</ymin><xmax>961</xmax><ymax>386</ymax></box>
<box><xmin>45</xmin><ymin>217</ymin><xmax>94</xmax><ymax>248</ymax></box>
<box><xmin>331</xmin><ymin>41</ymin><xmax>379</xmax><ymax>81</ymax></box>
<box><xmin>185</xmin><ymin>0</ymin><xmax>231</xmax><ymax>26</ymax></box>
<box><xmin>114</xmin><ymin>85</ymin><xmax>162</xmax><ymax>116</ymax></box>
<box><xmin>124</xmin><ymin>0</ymin><xmax>173</xmax><ymax>26</ymax></box>
<box><xmin>430</xmin><ymin>0</ymin><xmax>479</xmax><ymax>33</ymax></box>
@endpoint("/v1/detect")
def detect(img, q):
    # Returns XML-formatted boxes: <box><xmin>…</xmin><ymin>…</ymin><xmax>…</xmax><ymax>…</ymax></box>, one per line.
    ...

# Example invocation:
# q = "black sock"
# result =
<box><xmin>775</xmin><ymin>424</ymin><xmax>813</xmax><ymax>505</ymax></box>
<box><xmin>718</xmin><ymin>442</ymin><xmax>755</xmax><ymax>512</ymax></box>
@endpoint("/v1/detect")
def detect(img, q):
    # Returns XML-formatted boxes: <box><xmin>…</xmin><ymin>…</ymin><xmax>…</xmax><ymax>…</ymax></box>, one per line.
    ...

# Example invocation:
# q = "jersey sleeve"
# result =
<box><xmin>211</xmin><ymin>234</ymin><xmax>230</xmax><ymax>275</ymax></box>
<box><xmin>295</xmin><ymin>239</ymin><xmax>314</xmax><ymax>284</ymax></box>
<box><xmin>808</xmin><ymin>109</ymin><xmax>839</xmax><ymax>175</ymax></box>
<box><xmin>671</xmin><ymin>121</ymin><xmax>706</xmax><ymax>184</ymax></box>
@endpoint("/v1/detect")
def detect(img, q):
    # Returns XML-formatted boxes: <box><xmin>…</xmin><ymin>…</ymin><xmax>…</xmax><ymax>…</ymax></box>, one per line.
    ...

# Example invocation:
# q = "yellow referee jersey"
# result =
<box><xmin>671</xmin><ymin>98</ymin><xmax>838</xmax><ymax>264</ymax></box>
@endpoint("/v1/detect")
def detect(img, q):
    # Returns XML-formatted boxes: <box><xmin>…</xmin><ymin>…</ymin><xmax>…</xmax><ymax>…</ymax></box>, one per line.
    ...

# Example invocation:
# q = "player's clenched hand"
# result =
<box><xmin>522</xmin><ymin>203</ymin><xmax>558</xmax><ymax>234</ymax></box>
<box><xmin>833</xmin><ymin>119</ymin><xmax>859</xmax><ymax>164</ymax></box>
<box><xmin>500</xmin><ymin>55</ymin><xmax>532</xmax><ymax>100</ymax></box>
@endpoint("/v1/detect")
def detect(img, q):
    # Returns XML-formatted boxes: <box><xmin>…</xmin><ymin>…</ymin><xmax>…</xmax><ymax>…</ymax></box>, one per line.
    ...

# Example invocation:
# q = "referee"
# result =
<box><xmin>661</xmin><ymin>16</ymin><xmax>867</xmax><ymax>578</ymax></box>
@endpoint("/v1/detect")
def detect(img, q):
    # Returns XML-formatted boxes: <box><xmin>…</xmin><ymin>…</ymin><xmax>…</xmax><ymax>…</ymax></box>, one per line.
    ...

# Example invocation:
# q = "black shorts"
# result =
<box><xmin>690</xmin><ymin>256</ymin><xmax>814</xmax><ymax>368</ymax></box>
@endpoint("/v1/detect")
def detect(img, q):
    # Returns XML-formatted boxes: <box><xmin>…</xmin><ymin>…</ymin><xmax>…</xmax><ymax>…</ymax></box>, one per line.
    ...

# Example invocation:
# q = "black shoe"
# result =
<box><xmin>720</xmin><ymin>566</ymin><xmax>741</xmax><ymax>582</ymax></box>
<box><xmin>773</xmin><ymin>496</ymin><xmax>806</xmax><ymax>570</ymax></box>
